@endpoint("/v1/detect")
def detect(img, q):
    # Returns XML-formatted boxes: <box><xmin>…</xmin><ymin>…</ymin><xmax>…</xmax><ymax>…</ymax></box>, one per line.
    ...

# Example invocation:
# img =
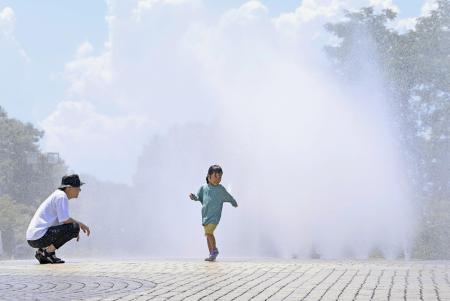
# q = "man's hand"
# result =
<box><xmin>76</xmin><ymin>222</ymin><xmax>90</xmax><ymax>242</ymax></box>
<box><xmin>79</xmin><ymin>222</ymin><xmax>90</xmax><ymax>236</ymax></box>
<box><xmin>189</xmin><ymin>193</ymin><xmax>198</xmax><ymax>201</ymax></box>
<box><xmin>64</xmin><ymin>218</ymin><xmax>90</xmax><ymax>241</ymax></box>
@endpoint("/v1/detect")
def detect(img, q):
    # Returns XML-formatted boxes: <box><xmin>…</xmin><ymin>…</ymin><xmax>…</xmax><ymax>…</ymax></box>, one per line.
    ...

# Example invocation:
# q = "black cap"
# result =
<box><xmin>58</xmin><ymin>174</ymin><xmax>85</xmax><ymax>189</ymax></box>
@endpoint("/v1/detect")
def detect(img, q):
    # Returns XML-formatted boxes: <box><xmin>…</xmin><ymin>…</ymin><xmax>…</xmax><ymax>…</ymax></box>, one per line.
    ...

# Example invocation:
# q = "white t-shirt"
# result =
<box><xmin>26</xmin><ymin>189</ymin><xmax>70</xmax><ymax>241</ymax></box>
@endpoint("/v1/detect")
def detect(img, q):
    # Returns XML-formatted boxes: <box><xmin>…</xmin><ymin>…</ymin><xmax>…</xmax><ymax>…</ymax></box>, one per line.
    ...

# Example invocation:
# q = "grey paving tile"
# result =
<box><xmin>0</xmin><ymin>259</ymin><xmax>449</xmax><ymax>301</ymax></box>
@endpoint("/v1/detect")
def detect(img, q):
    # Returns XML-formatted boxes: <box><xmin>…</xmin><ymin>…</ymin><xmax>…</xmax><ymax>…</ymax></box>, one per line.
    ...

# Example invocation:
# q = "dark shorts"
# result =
<box><xmin>27</xmin><ymin>223</ymin><xmax>80</xmax><ymax>250</ymax></box>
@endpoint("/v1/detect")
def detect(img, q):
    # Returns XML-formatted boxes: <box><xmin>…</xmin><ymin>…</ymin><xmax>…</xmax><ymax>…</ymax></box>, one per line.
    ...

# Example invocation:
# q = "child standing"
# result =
<box><xmin>189</xmin><ymin>165</ymin><xmax>238</xmax><ymax>261</ymax></box>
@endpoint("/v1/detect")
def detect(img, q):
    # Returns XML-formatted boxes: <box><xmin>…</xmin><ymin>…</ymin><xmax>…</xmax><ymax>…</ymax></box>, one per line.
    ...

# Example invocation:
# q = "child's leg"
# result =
<box><xmin>204</xmin><ymin>224</ymin><xmax>217</xmax><ymax>254</ymax></box>
<box><xmin>206</xmin><ymin>235</ymin><xmax>212</xmax><ymax>253</ymax></box>
<box><xmin>206</xmin><ymin>234</ymin><xmax>216</xmax><ymax>252</ymax></box>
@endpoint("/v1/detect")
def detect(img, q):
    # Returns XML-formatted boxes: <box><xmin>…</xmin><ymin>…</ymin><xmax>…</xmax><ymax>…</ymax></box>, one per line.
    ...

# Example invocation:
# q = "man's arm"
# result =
<box><xmin>63</xmin><ymin>217</ymin><xmax>91</xmax><ymax>237</ymax></box>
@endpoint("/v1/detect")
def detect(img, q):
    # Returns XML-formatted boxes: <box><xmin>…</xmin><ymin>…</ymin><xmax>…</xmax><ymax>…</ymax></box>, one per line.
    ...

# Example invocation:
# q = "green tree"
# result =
<box><xmin>0</xmin><ymin>106</ymin><xmax>67</xmax><ymax>257</ymax></box>
<box><xmin>0</xmin><ymin>196</ymin><xmax>33</xmax><ymax>258</ymax></box>
<box><xmin>325</xmin><ymin>1</ymin><xmax>450</xmax><ymax>258</ymax></box>
<box><xmin>0</xmin><ymin>106</ymin><xmax>66</xmax><ymax>205</ymax></box>
<box><xmin>405</xmin><ymin>0</ymin><xmax>450</xmax><ymax>258</ymax></box>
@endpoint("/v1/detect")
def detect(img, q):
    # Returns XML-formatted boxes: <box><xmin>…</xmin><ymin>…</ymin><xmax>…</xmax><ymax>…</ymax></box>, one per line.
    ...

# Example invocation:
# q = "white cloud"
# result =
<box><xmin>47</xmin><ymin>0</ymin><xmax>332</xmax><ymax>182</ymax></box>
<box><xmin>0</xmin><ymin>6</ymin><xmax>15</xmax><ymax>34</ymax></box>
<box><xmin>0</xmin><ymin>6</ymin><xmax>30</xmax><ymax>62</ymax></box>
<box><xmin>134</xmin><ymin>0</ymin><xmax>194</xmax><ymax>11</ymax></box>
<box><xmin>64</xmin><ymin>44</ymin><xmax>112</xmax><ymax>97</ymax></box>
<box><xmin>390</xmin><ymin>17</ymin><xmax>417</xmax><ymax>32</ymax></box>
<box><xmin>388</xmin><ymin>0</ymin><xmax>440</xmax><ymax>33</ymax></box>
<box><xmin>221</xmin><ymin>1</ymin><xmax>269</xmax><ymax>25</ymax></box>
<box><xmin>275</xmin><ymin>0</ymin><xmax>400</xmax><ymax>30</ymax></box>
<box><xmin>43</xmin><ymin>0</ymin><xmax>212</xmax><ymax>182</ymax></box>
<box><xmin>132</xmin><ymin>0</ymin><xmax>199</xmax><ymax>21</ymax></box>
<box><xmin>275</xmin><ymin>0</ymin><xmax>360</xmax><ymax>29</ymax></box>
<box><xmin>40</xmin><ymin>100</ymin><xmax>152</xmax><ymax>183</ymax></box>
<box><xmin>75</xmin><ymin>41</ymin><xmax>94</xmax><ymax>59</ymax></box>
<box><xmin>369</xmin><ymin>0</ymin><xmax>398</xmax><ymax>12</ymax></box>
<box><xmin>44</xmin><ymin>0</ymin><xmax>419</xmax><ymax>184</ymax></box>
<box><xmin>421</xmin><ymin>0</ymin><xmax>438</xmax><ymax>16</ymax></box>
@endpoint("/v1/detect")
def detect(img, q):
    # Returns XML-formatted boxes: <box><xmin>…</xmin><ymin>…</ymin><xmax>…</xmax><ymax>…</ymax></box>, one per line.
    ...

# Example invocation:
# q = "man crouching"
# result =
<box><xmin>26</xmin><ymin>174</ymin><xmax>90</xmax><ymax>264</ymax></box>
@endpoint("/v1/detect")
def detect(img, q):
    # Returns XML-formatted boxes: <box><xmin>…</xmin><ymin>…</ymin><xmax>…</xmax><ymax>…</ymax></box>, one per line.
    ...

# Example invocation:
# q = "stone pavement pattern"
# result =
<box><xmin>0</xmin><ymin>259</ymin><xmax>449</xmax><ymax>301</ymax></box>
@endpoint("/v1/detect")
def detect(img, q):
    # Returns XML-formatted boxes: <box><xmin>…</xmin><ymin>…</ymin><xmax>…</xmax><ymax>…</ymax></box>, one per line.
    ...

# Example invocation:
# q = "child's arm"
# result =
<box><xmin>189</xmin><ymin>186</ymin><xmax>203</xmax><ymax>204</ymax></box>
<box><xmin>222</xmin><ymin>187</ymin><xmax>238</xmax><ymax>207</ymax></box>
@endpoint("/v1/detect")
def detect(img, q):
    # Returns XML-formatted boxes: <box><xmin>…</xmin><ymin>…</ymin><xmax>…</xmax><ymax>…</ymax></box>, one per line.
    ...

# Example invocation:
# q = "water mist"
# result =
<box><xmin>67</xmin><ymin>1</ymin><xmax>415</xmax><ymax>260</ymax></box>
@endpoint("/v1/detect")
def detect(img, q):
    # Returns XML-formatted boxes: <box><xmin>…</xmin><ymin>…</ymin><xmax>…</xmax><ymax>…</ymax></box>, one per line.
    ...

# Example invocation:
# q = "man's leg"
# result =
<box><xmin>44</xmin><ymin>223</ymin><xmax>80</xmax><ymax>264</ymax></box>
<box><xmin>47</xmin><ymin>223</ymin><xmax>80</xmax><ymax>250</ymax></box>
<box><xmin>28</xmin><ymin>223</ymin><xmax>80</xmax><ymax>264</ymax></box>
<box><xmin>46</xmin><ymin>244</ymin><xmax>57</xmax><ymax>253</ymax></box>
<box><xmin>29</xmin><ymin>223</ymin><xmax>80</xmax><ymax>250</ymax></box>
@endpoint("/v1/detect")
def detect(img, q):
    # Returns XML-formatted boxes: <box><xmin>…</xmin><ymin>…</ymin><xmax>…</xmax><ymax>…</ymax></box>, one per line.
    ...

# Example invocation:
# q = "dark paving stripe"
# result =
<box><xmin>0</xmin><ymin>274</ymin><xmax>156</xmax><ymax>301</ymax></box>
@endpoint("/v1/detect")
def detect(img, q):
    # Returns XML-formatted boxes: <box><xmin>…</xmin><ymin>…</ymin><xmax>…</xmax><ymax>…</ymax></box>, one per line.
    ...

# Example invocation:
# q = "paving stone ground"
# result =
<box><xmin>0</xmin><ymin>259</ymin><xmax>449</xmax><ymax>301</ymax></box>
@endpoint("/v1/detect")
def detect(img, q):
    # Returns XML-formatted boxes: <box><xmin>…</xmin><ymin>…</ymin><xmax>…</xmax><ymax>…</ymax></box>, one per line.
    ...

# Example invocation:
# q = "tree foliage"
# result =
<box><xmin>0</xmin><ymin>106</ymin><xmax>67</xmax><ymax>257</ymax></box>
<box><xmin>325</xmin><ymin>0</ymin><xmax>450</xmax><ymax>258</ymax></box>
<box><xmin>0</xmin><ymin>106</ymin><xmax>66</xmax><ymax>205</ymax></box>
<box><xmin>0</xmin><ymin>196</ymin><xmax>33</xmax><ymax>258</ymax></box>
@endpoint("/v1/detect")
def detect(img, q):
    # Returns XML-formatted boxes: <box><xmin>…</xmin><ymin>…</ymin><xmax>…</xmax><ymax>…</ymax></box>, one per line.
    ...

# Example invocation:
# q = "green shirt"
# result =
<box><xmin>194</xmin><ymin>184</ymin><xmax>237</xmax><ymax>225</ymax></box>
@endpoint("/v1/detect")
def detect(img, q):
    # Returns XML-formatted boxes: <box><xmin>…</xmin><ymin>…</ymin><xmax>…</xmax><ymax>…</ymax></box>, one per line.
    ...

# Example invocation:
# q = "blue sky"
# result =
<box><xmin>0</xmin><ymin>0</ymin><xmax>430</xmax><ymax>183</ymax></box>
<box><xmin>212</xmin><ymin>0</ymin><xmax>424</xmax><ymax>17</ymax></box>
<box><xmin>0</xmin><ymin>1</ymin><xmax>107</xmax><ymax>122</ymax></box>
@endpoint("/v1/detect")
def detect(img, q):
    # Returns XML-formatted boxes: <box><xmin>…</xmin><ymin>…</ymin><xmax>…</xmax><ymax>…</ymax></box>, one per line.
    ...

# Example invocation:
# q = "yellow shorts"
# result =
<box><xmin>203</xmin><ymin>224</ymin><xmax>217</xmax><ymax>235</ymax></box>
